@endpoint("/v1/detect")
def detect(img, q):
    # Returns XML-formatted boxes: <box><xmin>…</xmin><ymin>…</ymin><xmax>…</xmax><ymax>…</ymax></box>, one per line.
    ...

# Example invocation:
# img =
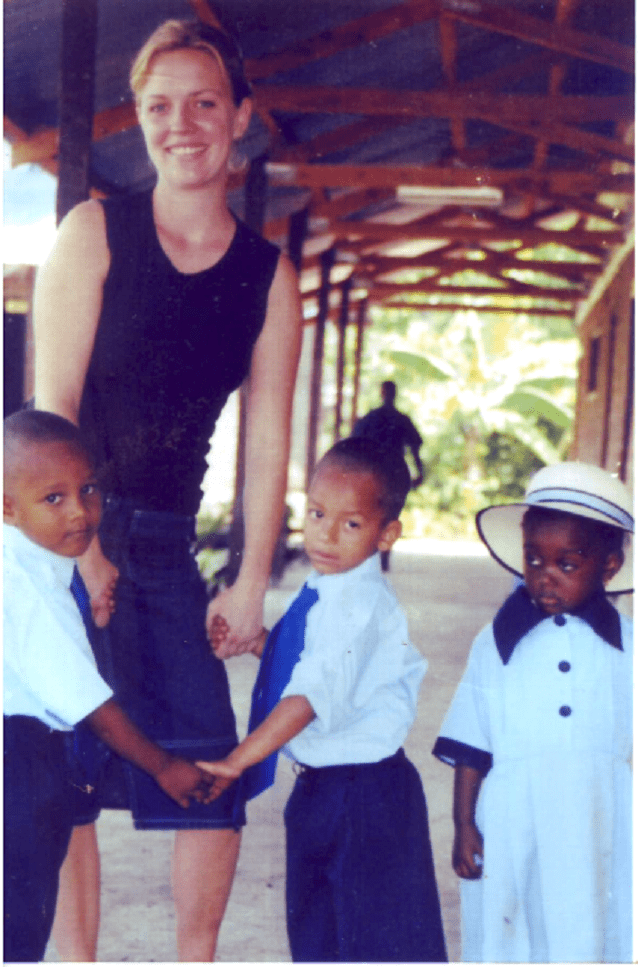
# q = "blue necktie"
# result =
<box><xmin>71</xmin><ymin>567</ymin><xmax>92</xmax><ymax>624</ymax></box>
<box><xmin>241</xmin><ymin>583</ymin><xmax>319</xmax><ymax>801</ymax></box>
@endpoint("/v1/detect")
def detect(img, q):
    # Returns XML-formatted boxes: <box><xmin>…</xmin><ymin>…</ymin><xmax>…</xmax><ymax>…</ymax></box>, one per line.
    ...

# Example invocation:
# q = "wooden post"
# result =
<box><xmin>225</xmin><ymin>155</ymin><xmax>268</xmax><ymax>586</ymax></box>
<box><xmin>350</xmin><ymin>297</ymin><xmax>367</xmax><ymax>432</ymax></box>
<box><xmin>288</xmin><ymin>205</ymin><xmax>309</xmax><ymax>272</ymax></box>
<box><xmin>306</xmin><ymin>247</ymin><xmax>335</xmax><ymax>489</ymax></box>
<box><xmin>334</xmin><ymin>277</ymin><xmax>352</xmax><ymax>442</ymax></box>
<box><xmin>56</xmin><ymin>0</ymin><xmax>98</xmax><ymax>224</ymax></box>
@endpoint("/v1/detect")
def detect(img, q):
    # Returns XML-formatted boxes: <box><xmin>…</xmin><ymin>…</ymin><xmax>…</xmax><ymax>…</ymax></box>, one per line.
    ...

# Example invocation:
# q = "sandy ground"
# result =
<box><xmin>45</xmin><ymin>539</ymin><xmax>513</xmax><ymax>963</ymax></box>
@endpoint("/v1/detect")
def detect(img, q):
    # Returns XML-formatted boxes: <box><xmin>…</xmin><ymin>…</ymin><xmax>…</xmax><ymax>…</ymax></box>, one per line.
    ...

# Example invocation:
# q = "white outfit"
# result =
<box><xmin>281</xmin><ymin>552</ymin><xmax>427</xmax><ymax>767</ymax></box>
<box><xmin>3</xmin><ymin>523</ymin><xmax>113</xmax><ymax>729</ymax></box>
<box><xmin>435</xmin><ymin>589</ymin><xmax>632</xmax><ymax>963</ymax></box>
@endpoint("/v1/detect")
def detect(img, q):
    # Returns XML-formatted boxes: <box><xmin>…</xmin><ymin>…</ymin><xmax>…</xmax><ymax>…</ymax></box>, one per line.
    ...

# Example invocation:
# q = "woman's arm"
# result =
<box><xmin>34</xmin><ymin>199</ymin><xmax>109</xmax><ymax>421</ymax></box>
<box><xmin>209</xmin><ymin>252</ymin><xmax>302</xmax><ymax>656</ymax></box>
<box><xmin>34</xmin><ymin>200</ymin><xmax>119</xmax><ymax>627</ymax></box>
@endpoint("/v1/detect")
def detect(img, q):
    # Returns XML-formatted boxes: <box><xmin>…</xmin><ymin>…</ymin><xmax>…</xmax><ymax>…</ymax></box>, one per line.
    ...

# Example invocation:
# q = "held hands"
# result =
<box><xmin>206</xmin><ymin>582</ymin><xmax>267</xmax><ymax>659</ymax></box>
<box><xmin>154</xmin><ymin>755</ymin><xmax>217</xmax><ymax>809</ymax></box>
<box><xmin>195</xmin><ymin>758</ymin><xmax>243</xmax><ymax>801</ymax></box>
<box><xmin>78</xmin><ymin>540</ymin><xmax>119</xmax><ymax>628</ymax></box>
<box><xmin>452</xmin><ymin>822</ymin><xmax>484</xmax><ymax>880</ymax></box>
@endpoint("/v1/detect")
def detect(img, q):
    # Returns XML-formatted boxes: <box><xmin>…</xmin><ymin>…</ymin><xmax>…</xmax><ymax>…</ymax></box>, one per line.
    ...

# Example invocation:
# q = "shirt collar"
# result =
<box><xmin>305</xmin><ymin>551</ymin><xmax>382</xmax><ymax>594</ymax></box>
<box><xmin>3</xmin><ymin>522</ymin><xmax>75</xmax><ymax>589</ymax></box>
<box><xmin>493</xmin><ymin>584</ymin><xmax>623</xmax><ymax>664</ymax></box>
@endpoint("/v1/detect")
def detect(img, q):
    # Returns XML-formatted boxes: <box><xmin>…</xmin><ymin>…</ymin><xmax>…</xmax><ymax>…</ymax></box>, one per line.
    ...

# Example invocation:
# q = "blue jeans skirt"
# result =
<box><xmin>284</xmin><ymin>749</ymin><xmax>448</xmax><ymax>963</ymax></box>
<box><xmin>72</xmin><ymin>496</ymin><xmax>246</xmax><ymax>831</ymax></box>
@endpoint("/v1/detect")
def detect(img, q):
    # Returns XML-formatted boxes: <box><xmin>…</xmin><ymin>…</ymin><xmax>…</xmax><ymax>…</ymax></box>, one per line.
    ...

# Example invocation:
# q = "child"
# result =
<box><xmin>433</xmin><ymin>461</ymin><xmax>633</xmax><ymax>963</ymax></box>
<box><xmin>3</xmin><ymin>410</ymin><xmax>214</xmax><ymax>963</ymax></box>
<box><xmin>201</xmin><ymin>437</ymin><xmax>447</xmax><ymax>963</ymax></box>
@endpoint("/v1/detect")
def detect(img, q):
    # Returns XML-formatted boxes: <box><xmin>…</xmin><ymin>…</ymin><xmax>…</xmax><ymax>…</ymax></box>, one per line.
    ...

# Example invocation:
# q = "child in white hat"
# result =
<box><xmin>433</xmin><ymin>462</ymin><xmax>633</xmax><ymax>963</ymax></box>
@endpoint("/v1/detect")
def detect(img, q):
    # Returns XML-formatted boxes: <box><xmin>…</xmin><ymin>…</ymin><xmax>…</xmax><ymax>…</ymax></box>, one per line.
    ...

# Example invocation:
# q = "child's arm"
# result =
<box><xmin>197</xmin><ymin>695</ymin><xmax>315</xmax><ymax>797</ymax></box>
<box><xmin>452</xmin><ymin>763</ymin><xmax>484</xmax><ymax>879</ymax></box>
<box><xmin>87</xmin><ymin>699</ymin><xmax>212</xmax><ymax>808</ymax></box>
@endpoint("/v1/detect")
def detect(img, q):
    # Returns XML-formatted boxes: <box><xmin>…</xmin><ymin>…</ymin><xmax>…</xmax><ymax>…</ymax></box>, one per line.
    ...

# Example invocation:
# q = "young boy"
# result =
<box><xmin>201</xmin><ymin>437</ymin><xmax>447</xmax><ymax>963</ymax></box>
<box><xmin>433</xmin><ymin>461</ymin><xmax>633</xmax><ymax>963</ymax></box>
<box><xmin>3</xmin><ymin>410</ymin><xmax>214</xmax><ymax>963</ymax></box>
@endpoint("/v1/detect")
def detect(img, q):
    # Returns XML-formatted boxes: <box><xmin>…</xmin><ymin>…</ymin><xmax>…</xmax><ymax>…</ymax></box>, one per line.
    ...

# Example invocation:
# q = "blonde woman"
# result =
<box><xmin>34</xmin><ymin>19</ymin><xmax>301</xmax><ymax>960</ymax></box>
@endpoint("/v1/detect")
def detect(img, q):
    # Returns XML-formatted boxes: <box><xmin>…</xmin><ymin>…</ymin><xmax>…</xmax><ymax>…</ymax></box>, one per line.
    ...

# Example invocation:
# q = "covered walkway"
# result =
<box><xmin>45</xmin><ymin>540</ymin><xmax>513</xmax><ymax>963</ymax></box>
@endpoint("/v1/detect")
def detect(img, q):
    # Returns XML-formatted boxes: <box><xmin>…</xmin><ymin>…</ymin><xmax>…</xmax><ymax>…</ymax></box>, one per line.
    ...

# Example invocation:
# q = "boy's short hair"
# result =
<box><xmin>317</xmin><ymin>437</ymin><xmax>410</xmax><ymax>522</ymax></box>
<box><xmin>4</xmin><ymin>410</ymin><xmax>92</xmax><ymax>468</ymax></box>
<box><xmin>522</xmin><ymin>505</ymin><xmax>626</xmax><ymax>560</ymax></box>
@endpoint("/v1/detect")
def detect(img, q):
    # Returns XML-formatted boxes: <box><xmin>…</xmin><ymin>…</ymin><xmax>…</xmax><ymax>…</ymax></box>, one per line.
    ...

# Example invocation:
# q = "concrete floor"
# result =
<box><xmin>45</xmin><ymin>539</ymin><xmax>513</xmax><ymax>963</ymax></box>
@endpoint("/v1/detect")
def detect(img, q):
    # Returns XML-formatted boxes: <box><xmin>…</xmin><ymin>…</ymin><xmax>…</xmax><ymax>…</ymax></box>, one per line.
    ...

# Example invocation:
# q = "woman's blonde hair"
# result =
<box><xmin>130</xmin><ymin>19</ymin><xmax>251</xmax><ymax>105</ymax></box>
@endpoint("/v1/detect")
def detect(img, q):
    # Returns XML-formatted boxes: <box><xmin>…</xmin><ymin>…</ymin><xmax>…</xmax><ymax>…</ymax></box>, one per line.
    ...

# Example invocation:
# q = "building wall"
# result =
<box><xmin>572</xmin><ymin>247</ymin><xmax>634</xmax><ymax>491</ymax></box>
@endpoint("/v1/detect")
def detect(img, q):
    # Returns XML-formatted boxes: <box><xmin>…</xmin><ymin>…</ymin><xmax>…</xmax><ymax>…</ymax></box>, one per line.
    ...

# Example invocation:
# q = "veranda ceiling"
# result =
<box><xmin>4</xmin><ymin>0</ymin><xmax>634</xmax><ymax>323</ymax></box>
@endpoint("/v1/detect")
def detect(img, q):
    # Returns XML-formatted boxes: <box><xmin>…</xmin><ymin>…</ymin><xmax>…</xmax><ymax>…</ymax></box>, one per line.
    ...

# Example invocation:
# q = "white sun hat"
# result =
<box><xmin>476</xmin><ymin>462</ymin><xmax>634</xmax><ymax>594</ymax></box>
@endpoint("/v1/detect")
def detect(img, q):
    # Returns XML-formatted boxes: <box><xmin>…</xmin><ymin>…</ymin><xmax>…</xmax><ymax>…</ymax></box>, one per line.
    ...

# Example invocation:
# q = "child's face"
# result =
<box><xmin>3</xmin><ymin>441</ymin><xmax>101</xmax><ymax>558</ymax></box>
<box><xmin>304</xmin><ymin>461</ymin><xmax>400</xmax><ymax>575</ymax></box>
<box><xmin>523</xmin><ymin>515</ymin><xmax>621</xmax><ymax>616</ymax></box>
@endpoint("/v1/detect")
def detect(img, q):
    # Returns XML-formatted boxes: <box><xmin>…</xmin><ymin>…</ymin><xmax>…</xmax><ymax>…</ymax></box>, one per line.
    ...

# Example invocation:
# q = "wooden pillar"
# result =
<box><xmin>226</xmin><ymin>155</ymin><xmax>268</xmax><ymax>586</ymax></box>
<box><xmin>56</xmin><ymin>0</ymin><xmax>98</xmax><ymax>224</ymax></box>
<box><xmin>334</xmin><ymin>277</ymin><xmax>352</xmax><ymax>442</ymax></box>
<box><xmin>306</xmin><ymin>247</ymin><xmax>335</xmax><ymax>489</ymax></box>
<box><xmin>288</xmin><ymin>205</ymin><xmax>309</xmax><ymax>272</ymax></box>
<box><xmin>350</xmin><ymin>297</ymin><xmax>368</xmax><ymax>432</ymax></box>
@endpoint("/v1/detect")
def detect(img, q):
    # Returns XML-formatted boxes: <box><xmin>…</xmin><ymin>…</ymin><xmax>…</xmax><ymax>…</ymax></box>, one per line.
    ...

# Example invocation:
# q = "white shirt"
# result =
<box><xmin>437</xmin><ymin>606</ymin><xmax>632</xmax><ymax>963</ymax></box>
<box><xmin>281</xmin><ymin>552</ymin><xmax>427</xmax><ymax>767</ymax></box>
<box><xmin>3</xmin><ymin>523</ymin><xmax>113</xmax><ymax>730</ymax></box>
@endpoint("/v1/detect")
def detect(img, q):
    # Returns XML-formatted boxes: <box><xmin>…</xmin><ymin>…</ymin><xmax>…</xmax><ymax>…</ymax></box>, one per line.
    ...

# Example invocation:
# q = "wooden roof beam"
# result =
<box><xmin>441</xmin><ymin>0</ymin><xmax>633</xmax><ymax>74</ymax></box>
<box><xmin>325</xmin><ymin>219</ymin><xmax>623</xmax><ymax>249</ymax></box>
<box><xmin>363</xmin><ymin>254</ymin><xmax>598</xmax><ymax>284</ymax></box>
<box><xmin>266</xmin><ymin>162</ymin><xmax>633</xmax><ymax>196</ymax></box>
<box><xmin>372</xmin><ymin>280</ymin><xmax>581</xmax><ymax>299</ymax></box>
<box><xmin>254</xmin><ymin>88</ymin><xmax>631</xmax><ymax>124</ymax></box>
<box><xmin>374</xmin><ymin>299</ymin><xmax>575</xmax><ymax>316</ymax></box>
<box><xmin>245</xmin><ymin>0</ymin><xmax>440</xmax><ymax>81</ymax></box>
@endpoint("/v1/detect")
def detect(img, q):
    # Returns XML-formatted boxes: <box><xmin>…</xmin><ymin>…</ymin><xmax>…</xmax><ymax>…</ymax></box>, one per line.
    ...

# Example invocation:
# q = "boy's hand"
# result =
<box><xmin>206</xmin><ymin>583</ymin><xmax>265</xmax><ymax>658</ymax></box>
<box><xmin>208</xmin><ymin>613</ymin><xmax>268</xmax><ymax>659</ymax></box>
<box><xmin>154</xmin><ymin>757</ymin><xmax>216</xmax><ymax>808</ymax></box>
<box><xmin>452</xmin><ymin>822</ymin><xmax>484</xmax><ymax>879</ymax></box>
<box><xmin>196</xmin><ymin>758</ymin><xmax>243</xmax><ymax>800</ymax></box>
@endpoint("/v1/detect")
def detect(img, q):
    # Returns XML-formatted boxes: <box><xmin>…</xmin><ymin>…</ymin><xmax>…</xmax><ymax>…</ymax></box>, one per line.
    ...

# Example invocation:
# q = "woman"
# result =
<box><xmin>33</xmin><ymin>19</ymin><xmax>302</xmax><ymax>961</ymax></box>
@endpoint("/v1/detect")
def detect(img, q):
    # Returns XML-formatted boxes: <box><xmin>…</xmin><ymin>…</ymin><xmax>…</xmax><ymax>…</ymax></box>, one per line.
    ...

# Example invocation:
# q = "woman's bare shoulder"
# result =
<box><xmin>44</xmin><ymin>199</ymin><xmax>109</xmax><ymax>279</ymax></box>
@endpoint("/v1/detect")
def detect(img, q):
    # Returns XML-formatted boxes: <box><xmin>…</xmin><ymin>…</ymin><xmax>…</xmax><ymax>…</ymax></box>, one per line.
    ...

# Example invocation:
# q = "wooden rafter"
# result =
<box><xmin>442</xmin><ymin>0</ymin><xmax>633</xmax><ymax>73</ymax></box>
<box><xmin>265</xmin><ymin>162</ymin><xmax>631</xmax><ymax>195</ymax></box>
<box><xmin>244</xmin><ymin>0</ymin><xmax>440</xmax><ymax>80</ymax></box>
<box><xmin>4</xmin><ymin>0</ymin><xmax>633</xmax><ymax>326</ymax></box>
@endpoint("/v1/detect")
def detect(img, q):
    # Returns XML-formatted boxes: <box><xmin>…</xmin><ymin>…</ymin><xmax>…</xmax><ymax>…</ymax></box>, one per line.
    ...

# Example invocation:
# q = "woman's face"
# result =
<box><xmin>136</xmin><ymin>47</ymin><xmax>251</xmax><ymax>191</ymax></box>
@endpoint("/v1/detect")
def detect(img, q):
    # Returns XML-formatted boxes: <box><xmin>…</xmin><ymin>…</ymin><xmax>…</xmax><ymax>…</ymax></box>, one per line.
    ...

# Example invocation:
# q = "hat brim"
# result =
<box><xmin>476</xmin><ymin>502</ymin><xmax>633</xmax><ymax>595</ymax></box>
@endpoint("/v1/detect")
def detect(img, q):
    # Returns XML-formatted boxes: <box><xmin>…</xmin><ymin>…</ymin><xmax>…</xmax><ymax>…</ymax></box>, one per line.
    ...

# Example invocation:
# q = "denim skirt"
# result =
<box><xmin>73</xmin><ymin>496</ymin><xmax>246</xmax><ymax>830</ymax></box>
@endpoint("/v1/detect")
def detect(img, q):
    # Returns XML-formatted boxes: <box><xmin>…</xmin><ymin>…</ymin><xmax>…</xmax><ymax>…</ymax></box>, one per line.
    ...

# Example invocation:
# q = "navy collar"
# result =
<box><xmin>493</xmin><ymin>585</ymin><xmax>623</xmax><ymax>664</ymax></box>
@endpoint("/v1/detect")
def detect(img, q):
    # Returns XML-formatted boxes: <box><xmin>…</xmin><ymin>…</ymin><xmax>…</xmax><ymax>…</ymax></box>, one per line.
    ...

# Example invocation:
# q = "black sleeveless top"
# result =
<box><xmin>80</xmin><ymin>191</ymin><xmax>280</xmax><ymax>515</ymax></box>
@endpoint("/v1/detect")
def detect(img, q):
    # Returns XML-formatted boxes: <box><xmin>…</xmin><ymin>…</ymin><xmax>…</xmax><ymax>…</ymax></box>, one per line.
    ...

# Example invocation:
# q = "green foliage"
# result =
<box><xmin>327</xmin><ymin>303</ymin><xmax>579</xmax><ymax>537</ymax></box>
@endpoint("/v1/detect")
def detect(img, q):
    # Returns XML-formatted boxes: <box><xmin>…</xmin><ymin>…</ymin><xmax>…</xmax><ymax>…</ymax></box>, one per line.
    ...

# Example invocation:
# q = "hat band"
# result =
<box><xmin>527</xmin><ymin>487</ymin><xmax>634</xmax><ymax>531</ymax></box>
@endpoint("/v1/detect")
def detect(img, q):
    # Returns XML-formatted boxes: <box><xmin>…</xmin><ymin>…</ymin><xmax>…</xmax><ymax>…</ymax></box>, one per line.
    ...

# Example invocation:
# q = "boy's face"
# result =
<box><xmin>523</xmin><ymin>514</ymin><xmax>621</xmax><ymax>616</ymax></box>
<box><xmin>304</xmin><ymin>461</ymin><xmax>401</xmax><ymax>575</ymax></box>
<box><xmin>3</xmin><ymin>441</ymin><xmax>101</xmax><ymax>558</ymax></box>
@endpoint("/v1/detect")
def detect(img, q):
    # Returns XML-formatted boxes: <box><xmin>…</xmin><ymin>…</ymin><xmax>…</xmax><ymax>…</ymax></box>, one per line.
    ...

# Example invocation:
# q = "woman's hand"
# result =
<box><xmin>77</xmin><ymin>538</ymin><xmax>120</xmax><ymax>628</ymax></box>
<box><xmin>206</xmin><ymin>581</ymin><xmax>266</xmax><ymax>658</ymax></box>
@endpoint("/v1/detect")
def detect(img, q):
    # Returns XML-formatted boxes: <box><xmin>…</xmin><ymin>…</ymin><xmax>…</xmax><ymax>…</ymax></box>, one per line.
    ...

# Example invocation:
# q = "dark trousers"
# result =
<box><xmin>4</xmin><ymin>717</ymin><xmax>74</xmax><ymax>963</ymax></box>
<box><xmin>284</xmin><ymin>748</ymin><xmax>448</xmax><ymax>963</ymax></box>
